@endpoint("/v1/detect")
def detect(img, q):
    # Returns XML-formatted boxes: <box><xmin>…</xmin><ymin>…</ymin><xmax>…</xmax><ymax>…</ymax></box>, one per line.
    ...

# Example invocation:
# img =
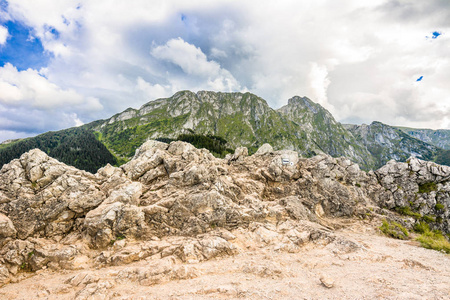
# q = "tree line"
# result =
<box><xmin>0</xmin><ymin>127</ymin><xmax>117</xmax><ymax>173</ymax></box>
<box><xmin>157</xmin><ymin>134</ymin><xmax>233</xmax><ymax>158</ymax></box>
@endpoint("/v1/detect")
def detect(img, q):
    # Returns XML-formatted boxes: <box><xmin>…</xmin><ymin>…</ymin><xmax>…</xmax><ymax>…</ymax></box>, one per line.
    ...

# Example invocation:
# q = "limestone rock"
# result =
<box><xmin>0</xmin><ymin>141</ymin><xmax>449</xmax><ymax>289</ymax></box>
<box><xmin>254</xmin><ymin>143</ymin><xmax>273</xmax><ymax>155</ymax></box>
<box><xmin>227</xmin><ymin>147</ymin><xmax>248</xmax><ymax>163</ymax></box>
<box><xmin>320</xmin><ymin>275</ymin><xmax>335</xmax><ymax>288</ymax></box>
<box><xmin>0</xmin><ymin>213</ymin><xmax>16</xmax><ymax>238</ymax></box>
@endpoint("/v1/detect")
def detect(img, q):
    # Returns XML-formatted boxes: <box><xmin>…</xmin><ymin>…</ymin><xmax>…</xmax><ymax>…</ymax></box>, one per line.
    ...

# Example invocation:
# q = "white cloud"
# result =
<box><xmin>151</xmin><ymin>37</ymin><xmax>241</xmax><ymax>91</ymax></box>
<box><xmin>210</xmin><ymin>47</ymin><xmax>227</xmax><ymax>59</ymax></box>
<box><xmin>308</xmin><ymin>63</ymin><xmax>332</xmax><ymax>109</ymax></box>
<box><xmin>0</xmin><ymin>63</ymin><xmax>103</xmax><ymax>136</ymax></box>
<box><xmin>152</xmin><ymin>38</ymin><xmax>220</xmax><ymax>76</ymax></box>
<box><xmin>135</xmin><ymin>77</ymin><xmax>172</xmax><ymax>100</ymax></box>
<box><xmin>1</xmin><ymin>0</ymin><xmax>450</xmax><ymax>142</ymax></box>
<box><xmin>0</xmin><ymin>26</ymin><xmax>8</xmax><ymax>45</ymax></box>
<box><xmin>0</xmin><ymin>63</ymin><xmax>102</xmax><ymax>110</ymax></box>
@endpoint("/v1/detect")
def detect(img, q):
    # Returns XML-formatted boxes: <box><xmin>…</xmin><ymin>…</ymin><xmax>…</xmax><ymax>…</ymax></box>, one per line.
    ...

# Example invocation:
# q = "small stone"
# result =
<box><xmin>320</xmin><ymin>275</ymin><xmax>335</xmax><ymax>288</ymax></box>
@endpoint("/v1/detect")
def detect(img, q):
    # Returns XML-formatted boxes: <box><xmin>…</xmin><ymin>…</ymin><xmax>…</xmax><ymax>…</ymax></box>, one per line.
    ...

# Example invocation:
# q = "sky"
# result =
<box><xmin>0</xmin><ymin>0</ymin><xmax>449</xmax><ymax>142</ymax></box>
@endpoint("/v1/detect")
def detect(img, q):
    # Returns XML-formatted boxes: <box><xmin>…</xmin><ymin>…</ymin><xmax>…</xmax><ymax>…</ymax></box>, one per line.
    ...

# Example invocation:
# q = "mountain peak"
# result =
<box><xmin>286</xmin><ymin>96</ymin><xmax>319</xmax><ymax>113</ymax></box>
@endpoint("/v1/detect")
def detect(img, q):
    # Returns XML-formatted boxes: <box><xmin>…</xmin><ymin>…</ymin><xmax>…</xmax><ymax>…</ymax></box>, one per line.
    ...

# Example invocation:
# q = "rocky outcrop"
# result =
<box><xmin>375</xmin><ymin>157</ymin><xmax>450</xmax><ymax>232</ymax></box>
<box><xmin>0</xmin><ymin>140</ymin><xmax>448</xmax><ymax>288</ymax></box>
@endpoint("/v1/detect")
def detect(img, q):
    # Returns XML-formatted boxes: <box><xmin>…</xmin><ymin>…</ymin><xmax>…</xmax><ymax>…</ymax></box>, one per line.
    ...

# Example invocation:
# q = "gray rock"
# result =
<box><xmin>0</xmin><ymin>213</ymin><xmax>16</xmax><ymax>238</ymax></box>
<box><xmin>227</xmin><ymin>147</ymin><xmax>248</xmax><ymax>163</ymax></box>
<box><xmin>254</xmin><ymin>143</ymin><xmax>273</xmax><ymax>155</ymax></box>
<box><xmin>0</xmin><ymin>141</ymin><xmax>449</xmax><ymax>288</ymax></box>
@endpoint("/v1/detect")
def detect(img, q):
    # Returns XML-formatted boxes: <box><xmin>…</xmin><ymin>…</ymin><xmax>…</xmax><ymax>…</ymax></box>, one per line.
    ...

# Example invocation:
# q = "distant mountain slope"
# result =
<box><xmin>396</xmin><ymin>127</ymin><xmax>450</xmax><ymax>150</ymax></box>
<box><xmin>344</xmin><ymin>122</ymin><xmax>439</xmax><ymax>168</ymax></box>
<box><xmin>89</xmin><ymin>90</ymin><xmax>375</xmax><ymax>169</ymax></box>
<box><xmin>278</xmin><ymin>96</ymin><xmax>376</xmax><ymax>169</ymax></box>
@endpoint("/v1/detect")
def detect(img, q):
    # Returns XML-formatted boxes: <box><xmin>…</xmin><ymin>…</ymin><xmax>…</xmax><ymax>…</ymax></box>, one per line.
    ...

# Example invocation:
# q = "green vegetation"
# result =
<box><xmin>177</xmin><ymin>134</ymin><xmax>233</xmax><ymax>157</ymax></box>
<box><xmin>394</xmin><ymin>205</ymin><xmax>440</xmax><ymax>224</ymax></box>
<box><xmin>110</xmin><ymin>234</ymin><xmax>126</xmax><ymax>246</ymax></box>
<box><xmin>421</xmin><ymin>215</ymin><xmax>436</xmax><ymax>223</ymax></box>
<box><xmin>435</xmin><ymin>203</ymin><xmax>445</xmax><ymax>210</ymax></box>
<box><xmin>395</xmin><ymin>206</ymin><xmax>421</xmax><ymax>219</ymax></box>
<box><xmin>379</xmin><ymin>219</ymin><xmax>409</xmax><ymax>240</ymax></box>
<box><xmin>347</xmin><ymin>121</ymin><xmax>442</xmax><ymax>169</ymax></box>
<box><xmin>94</xmin><ymin>112</ymin><xmax>190</xmax><ymax>159</ymax></box>
<box><xmin>0</xmin><ymin>127</ymin><xmax>117</xmax><ymax>173</ymax></box>
<box><xmin>418</xmin><ymin>182</ymin><xmax>437</xmax><ymax>194</ymax></box>
<box><xmin>157</xmin><ymin>134</ymin><xmax>234</xmax><ymax>158</ymax></box>
<box><xmin>435</xmin><ymin>149</ymin><xmax>450</xmax><ymax>166</ymax></box>
<box><xmin>414</xmin><ymin>222</ymin><xmax>450</xmax><ymax>254</ymax></box>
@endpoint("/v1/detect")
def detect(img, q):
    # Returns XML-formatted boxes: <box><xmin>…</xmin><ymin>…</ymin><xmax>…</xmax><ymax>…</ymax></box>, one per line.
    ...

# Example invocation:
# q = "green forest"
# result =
<box><xmin>157</xmin><ymin>133</ymin><xmax>234</xmax><ymax>158</ymax></box>
<box><xmin>0</xmin><ymin>127</ymin><xmax>117</xmax><ymax>173</ymax></box>
<box><xmin>0</xmin><ymin>128</ymin><xmax>234</xmax><ymax>174</ymax></box>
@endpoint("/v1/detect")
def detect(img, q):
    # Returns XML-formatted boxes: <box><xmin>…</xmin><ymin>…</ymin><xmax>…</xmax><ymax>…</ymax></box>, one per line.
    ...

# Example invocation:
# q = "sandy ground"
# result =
<box><xmin>1</xmin><ymin>221</ymin><xmax>449</xmax><ymax>300</ymax></box>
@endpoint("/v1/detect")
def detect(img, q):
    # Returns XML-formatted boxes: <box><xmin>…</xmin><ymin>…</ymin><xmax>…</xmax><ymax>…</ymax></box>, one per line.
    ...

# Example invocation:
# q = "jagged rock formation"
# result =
<box><xmin>0</xmin><ymin>140</ymin><xmax>449</xmax><ymax>293</ymax></box>
<box><xmin>345</xmin><ymin>121</ymin><xmax>438</xmax><ymax>169</ymax></box>
<box><xmin>376</xmin><ymin>158</ymin><xmax>450</xmax><ymax>232</ymax></box>
<box><xmin>397</xmin><ymin>127</ymin><xmax>450</xmax><ymax>150</ymax></box>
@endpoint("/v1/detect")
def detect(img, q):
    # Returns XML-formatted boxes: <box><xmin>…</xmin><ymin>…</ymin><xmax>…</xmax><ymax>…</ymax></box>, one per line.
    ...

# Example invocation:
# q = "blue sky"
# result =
<box><xmin>0</xmin><ymin>0</ymin><xmax>449</xmax><ymax>142</ymax></box>
<box><xmin>0</xmin><ymin>20</ymin><xmax>52</xmax><ymax>70</ymax></box>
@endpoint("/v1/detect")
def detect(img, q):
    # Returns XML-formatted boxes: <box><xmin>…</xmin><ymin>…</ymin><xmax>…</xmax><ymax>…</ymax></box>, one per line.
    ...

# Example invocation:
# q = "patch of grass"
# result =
<box><xmin>418</xmin><ymin>182</ymin><xmax>437</xmax><ymax>194</ymax></box>
<box><xmin>380</xmin><ymin>219</ymin><xmax>409</xmax><ymax>240</ymax></box>
<box><xmin>355</xmin><ymin>183</ymin><xmax>361</xmax><ymax>188</ymax></box>
<box><xmin>413</xmin><ymin>221</ymin><xmax>429</xmax><ymax>234</ymax></box>
<box><xmin>395</xmin><ymin>206</ymin><xmax>421</xmax><ymax>219</ymax></box>
<box><xmin>110</xmin><ymin>234</ymin><xmax>126</xmax><ymax>245</ymax></box>
<box><xmin>435</xmin><ymin>203</ymin><xmax>445</xmax><ymax>211</ymax></box>
<box><xmin>417</xmin><ymin>232</ymin><xmax>450</xmax><ymax>254</ymax></box>
<box><xmin>421</xmin><ymin>215</ymin><xmax>436</xmax><ymax>223</ymax></box>
<box><xmin>414</xmin><ymin>222</ymin><xmax>450</xmax><ymax>254</ymax></box>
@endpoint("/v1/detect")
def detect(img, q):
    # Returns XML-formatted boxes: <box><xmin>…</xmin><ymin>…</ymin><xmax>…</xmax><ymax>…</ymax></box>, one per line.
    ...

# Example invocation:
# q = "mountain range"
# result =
<box><xmin>1</xmin><ymin>90</ymin><xmax>449</xmax><ymax>172</ymax></box>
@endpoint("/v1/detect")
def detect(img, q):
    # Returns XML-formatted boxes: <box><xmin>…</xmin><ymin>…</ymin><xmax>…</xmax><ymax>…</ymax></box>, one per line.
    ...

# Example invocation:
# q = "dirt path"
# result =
<box><xmin>1</xmin><ymin>222</ymin><xmax>449</xmax><ymax>300</ymax></box>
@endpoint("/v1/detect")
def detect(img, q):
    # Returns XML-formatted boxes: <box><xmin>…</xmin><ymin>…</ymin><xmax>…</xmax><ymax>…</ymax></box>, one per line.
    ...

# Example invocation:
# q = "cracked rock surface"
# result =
<box><xmin>0</xmin><ymin>140</ymin><xmax>449</xmax><ymax>298</ymax></box>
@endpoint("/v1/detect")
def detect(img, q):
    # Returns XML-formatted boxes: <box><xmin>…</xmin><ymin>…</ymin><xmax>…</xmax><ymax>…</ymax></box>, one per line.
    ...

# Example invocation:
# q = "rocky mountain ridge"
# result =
<box><xmin>344</xmin><ymin>121</ymin><xmax>438</xmax><ymax>169</ymax></box>
<box><xmin>91</xmin><ymin>90</ymin><xmax>375</xmax><ymax>169</ymax></box>
<box><xmin>1</xmin><ymin>91</ymin><xmax>449</xmax><ymax>174</ymax></box>
<box><xmin>397</xmin><ymin>127</ymin><xmax>450</xmax><ymax>150</ymax></box>
<box><xmin>0</xmin><ymin>140</ymin><xmax>449</xmax><ymax>297</ymax></box>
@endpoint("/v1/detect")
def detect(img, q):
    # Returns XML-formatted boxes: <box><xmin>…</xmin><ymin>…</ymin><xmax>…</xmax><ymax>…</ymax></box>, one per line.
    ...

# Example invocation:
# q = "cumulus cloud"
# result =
<box><xmin>151</xmin><ymin>37</ymin><xmax>241</xmax><ymax>91</ymax></box>
<box><xmin>1</xmin><ymin>0</ymin><xmax>450</xmax><ymax>142</ymax></box>
<box><xmin>135</xmin><ymin>77</ymin><xmax>172</xmax><ymax>99</ymax></box>
<box><xmin>0</xmin><ymin>25</ymin><xmax>8</xmax><ymax>44</ymax></box>
<box><xmin>0</xmin><ymin>63</ymin><xmax>102</xmax><ymax>135</ymax></box>
<box><xmin>0</xmin><ymin>63</ymin><xmax>102</xmax><ymax>110</ymax></box>
<box><xmin>308</xmin><ymin>63</ymin><xmax>332</xmax><ymax>109</ymax></box>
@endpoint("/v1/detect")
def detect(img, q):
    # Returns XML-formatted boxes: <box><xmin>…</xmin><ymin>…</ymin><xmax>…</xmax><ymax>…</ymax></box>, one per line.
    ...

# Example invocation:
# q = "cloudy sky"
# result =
<box><xmin>0</xmin><ymin>0</ymin><xmax>449</xmax><ymax>142</ymax></box>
